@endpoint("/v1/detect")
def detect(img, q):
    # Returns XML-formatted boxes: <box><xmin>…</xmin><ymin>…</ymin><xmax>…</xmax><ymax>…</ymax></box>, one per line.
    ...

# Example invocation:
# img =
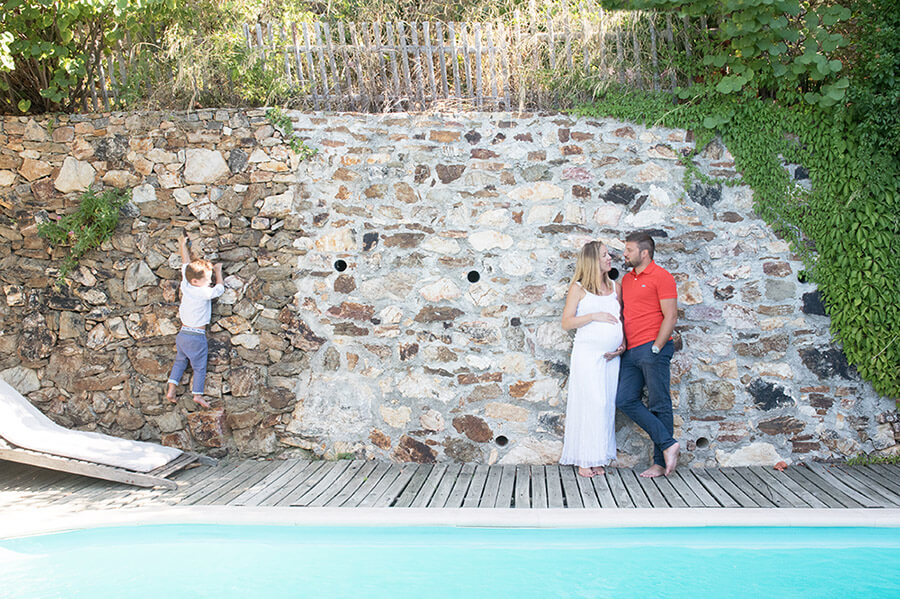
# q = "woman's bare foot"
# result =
<box><xmin>664</xmin><ymin>442</ymin><xmax>680</xmax><ymax>475</ymax></box>
<box><xmin>640</xmin><ymin>464</ymin><xmax>666</xmax><ymax>478</ymax></box>
<box><xmin>577</xmin><ymin>467</ymin><xmax>594</xmax><ymax>478</ymax></box>
<box><xmin>591</xmin><ymin>466</ymin><xmax>606</xmax><ymax>476</ymax></box>
<box><xmin>192</xmin><ymin>394</ymin><xmax>210</xmax><ymax>409</ymax></box>
<box><xmin>166</xmin><ymin>383</ymin><xmax>177</xmax><ymax>402</ymax></box>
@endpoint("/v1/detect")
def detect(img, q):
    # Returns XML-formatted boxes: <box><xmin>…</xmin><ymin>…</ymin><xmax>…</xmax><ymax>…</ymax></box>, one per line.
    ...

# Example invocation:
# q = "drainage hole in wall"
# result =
<box><xmin>334</xmin><ymin>259</ymin><xmax>348</xmax><ymax>272</ymax></box>
<box><xmin>608</xmin><ymin>267</ymin><xmax>619</xmax><ymax>281</ymax></box>
<box><xmin>696</xmin><ymin>437</ymin><xmax>710</xmax><ymax>449</ymax></box>
<box><xmin>495</xmin><ymin>435</ymin><xmax>509</xmax><ymax>447</ymax></box>
<box><xmin>467</xmin><ymin>270</ymin><xmax>480</xmax><ymax>283</ymax></box>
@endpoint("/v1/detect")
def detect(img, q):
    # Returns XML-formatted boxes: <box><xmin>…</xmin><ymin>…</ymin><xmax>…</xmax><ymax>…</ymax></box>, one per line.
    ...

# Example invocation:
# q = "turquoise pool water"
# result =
<box><xmin>2</xmin><ymin>525</ymin><xmax>899</xmax><ymax>598</ymax></box>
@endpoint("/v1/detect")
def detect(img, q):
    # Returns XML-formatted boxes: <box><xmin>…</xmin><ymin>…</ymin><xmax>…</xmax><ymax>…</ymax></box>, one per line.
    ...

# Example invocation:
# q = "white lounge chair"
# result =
<box><xmin>0</xmin><ymin>378</ymin><xmax>214</xmax><ymax>490</ymax></box>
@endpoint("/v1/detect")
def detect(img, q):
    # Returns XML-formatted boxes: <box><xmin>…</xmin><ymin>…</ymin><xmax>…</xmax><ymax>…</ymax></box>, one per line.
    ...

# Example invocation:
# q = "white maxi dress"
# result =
<box><xmin>559</xmin><ymin>283</ymin><xmax>624</xmax><ymax>468</ymax></box>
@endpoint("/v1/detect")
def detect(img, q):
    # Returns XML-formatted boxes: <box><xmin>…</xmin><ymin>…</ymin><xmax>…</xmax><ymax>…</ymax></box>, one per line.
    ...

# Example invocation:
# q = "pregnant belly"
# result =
<box><xmin>574</xmin><ymin>322</ymin><xmax>624</xmax><ymax>353</ymax></box>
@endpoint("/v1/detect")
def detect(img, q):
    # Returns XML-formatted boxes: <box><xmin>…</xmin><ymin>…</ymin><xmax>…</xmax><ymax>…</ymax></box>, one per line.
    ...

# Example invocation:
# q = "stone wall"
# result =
<box><xmin>0</xmin><ymin>109</ymin><xmax>896</xmax><ymax>465</ymax></box>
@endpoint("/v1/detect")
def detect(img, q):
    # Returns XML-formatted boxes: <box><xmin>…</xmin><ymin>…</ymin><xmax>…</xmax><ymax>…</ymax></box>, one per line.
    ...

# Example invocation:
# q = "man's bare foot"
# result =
<box><xmin>192</xmin><ymin>394</ymin><xmax>210</xmax><ymax>409</ymax></box>
<box><xmin>591</xmin><ymin>466</ymin><xmax>606</xmax><ymax>476</ymax></box>
<box><xmin>640</xmin><ymin>464</ymin><xmax>666</xmax><ymax>478</ymax></box>
<box><xmin>577</xmin><ymin>467</ymin><xmax>594</xmax><ymax>478</ymax></box>
<box><xmin>166</xmin><ymin>383</ymin><xmax>176</xmax><ymax>402</ymax></box>
<box><xmin>664</xmin><ymin>442</ymin><xmax>680</xmax><ymax>475</ymax></box>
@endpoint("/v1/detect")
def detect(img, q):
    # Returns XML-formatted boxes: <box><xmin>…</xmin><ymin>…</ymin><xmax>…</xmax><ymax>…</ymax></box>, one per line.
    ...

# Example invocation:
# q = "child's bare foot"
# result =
<box><xmin>166</xmin><ymin>383</ymin><xmax>177</xmax><ymax>402</ymax></box>
<box><xmin>192</xmin><ymin>394</ymin><xmax>210</xmax><ymax>409</ymax></box>
<box><xmin>577</xmin><ymin>467</ymin><xmax>594</xmax><ymax>478</ymax></box>
<box><xmin>591</xmin><ymin>466</ymin><xmax>606</xmax><ymax>476</ymax></box>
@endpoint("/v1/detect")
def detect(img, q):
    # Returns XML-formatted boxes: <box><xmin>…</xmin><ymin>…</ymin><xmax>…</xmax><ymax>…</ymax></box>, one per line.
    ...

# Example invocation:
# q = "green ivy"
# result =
<box><xmin>266</xmin><ymin>107</ymin><xmax>318</xmax><ymax>161</ymax></box>
<box><xmin>38</xmin><ymin>187</ymin><xmax>130</xmax><ymax>283</ymax></box>
<box><xmin>572</xmin><ymin>85</ymin><xmax>900</xmax><ymax>401</ymax></box>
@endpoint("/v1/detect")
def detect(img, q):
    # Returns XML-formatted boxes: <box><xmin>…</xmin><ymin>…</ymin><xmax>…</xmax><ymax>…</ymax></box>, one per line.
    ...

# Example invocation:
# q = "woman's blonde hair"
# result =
<box><xmin>571</xmin><ymin>241</ymin><xmax>612</xmax><ymax>295</ymax></box>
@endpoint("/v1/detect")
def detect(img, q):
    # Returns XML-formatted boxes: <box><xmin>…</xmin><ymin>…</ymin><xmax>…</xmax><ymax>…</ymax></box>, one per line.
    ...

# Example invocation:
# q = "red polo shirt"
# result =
<box><xmin>621</xmin><ymin>261</ymin><xmax>677</xmax><ymax>349</ymax></box>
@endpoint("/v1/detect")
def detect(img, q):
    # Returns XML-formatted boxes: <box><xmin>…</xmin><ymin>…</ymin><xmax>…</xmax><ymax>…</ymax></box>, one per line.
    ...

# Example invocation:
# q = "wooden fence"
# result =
<box><xmin>240</xmin><ymin>11</ymin><xmax>698</xmax><ymax>112</ymax></box>
<box><xmin>82</xmin><ymin>11</ymin><xmax>702</xmax><ymax>113</ymax></box>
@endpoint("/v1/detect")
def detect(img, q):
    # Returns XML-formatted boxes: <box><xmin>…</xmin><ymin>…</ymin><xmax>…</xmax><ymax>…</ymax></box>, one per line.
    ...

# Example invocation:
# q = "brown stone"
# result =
<box><xmin>561</xmin><ymin>145</ymin><xmax>583</xmax><ymax>156</ymax></box>
<box><xmin>471</xmin><ymin>148</ymin><xmax>499</xmax><ymax>159</ymax></box>
<box><xmin>763</xmin><ymin>261</ymin><xmax>792</xmax><ymax>277</ymax></box>
<box><xmin>186</xmin><ymin>409</ymin><xmax>227</xmax><ymax>448</ymax></box>
<box><xmin>333</xmin><ymin>322</ymin><xmax>369</xmax><ymax>336</ymax></box>
<box><xmin>116</xmin><ymin>406</ymin><xmax>145</xmax><ymax>431</ymax></box>
<box><xmin>226</xmin><ymin>410</ymin><xmax>263</xmax><ymax>430</ymax></box>
<box><xmin>735</xmin><ymin>334</ymin><xmax>788</xmax><ymax>357</ymax></box>
<box><xmin>429</xmin><ymin>130</ymin><xmax>461</xmax><ymax>142</ymax></box>
<box><xmin>758</xmin><ymin>416</ymin><xmax>806</xmax><ymax>436</ymax></box>
<box><xmin>364</xmin><ymin>184</ymin><xmax>387</xmax><ymax>199</ymax></box>
<box><xmin>509</xmin><ymin>380</ymin><xmax>536</xmax><ymax>398</ymax></box>
<box><xmin>467</xmin><ymin>383</ymin><xmax>502</xmax><ymax>402</ymax></box>
<box><xmin>229</xmin><ymin>366</ymin><xmax>261</xmax><ymax>397</ymax></box>
<box><xmin>261</xmin><ymin>386</ymin><xmax>294</xmax><ymax>410</ymax></box>
<box><xmin>399</xmin><ymin>343</ymin><xmax>419</xmax><ymax>361</ymax></box>
<box><xmin>435</xmin><ymin>164</ymin><xmax>465</xmax><ymax>184</ymax></box>
<box><xmin>443</xmin><ymin>438</ymin><xmax>483</xmax><ymax>462</ymax></box>
<box><xmin>383</xmin><ymin>233</ymin><xmax>424</xmax><ymax>248</ymax></box>
<box><xmin>414</xmin><ymin>306</ymin><xmax>464</xmax><ymax>323</ymax></box>
<box><xmin>614</xmin><ymin>126</ymin><xmax>636</xmax><ymax>138</ymax></box>
<box><xmin>452</xmin><ymin>415</ymin><xmax>493</xmax><ymax>443</ymax></box>
<box><xmin>18</xmin><ymin>312</ymin><xmax>57</xmax><ymax>364</ymax></box>
<box><xmin>392</xmin><ymin>435</ymin><xmax>437</xmax><ymax>463</ymax></box>
<box><xmin>528</xmin><ymin>151</ymin><xmax>546</xmax><ymax>161</ymax></box>
<box><xmin>571</xmin><ymin>131</ymin><xmax>594</xmax><ymax>141</ymax></box>
<box><xmin>333</xmin><ymin>167</ymin><xmax>358</xmax><ymax>181</ymax></box>
<box><xmin>327</xmin><ymin>301</ymin><xmax>375</xmax><ymax>321</ymax></box>
<box><xmin>280</xmin><ymin>308</ymin><xmax>326</xmax><ymax>351</ymax></box>
<box><xmin>128</xmin><ymin>347</ymin><xmax>171</xmax><ymax>381</ymax></box>
<box><xmin>572</xmin><ymin>185</ymin><xmax>591</xmax><ymax>198</ymax></box>
<box><xmin>394</xmin><ymin>182</ymin><xmax>418</xmax><ymax>203</ymax></box>
<box><xmin>808</xmin><ymin>393</ymin><xmax>834</xmax><ymax>410</ymax></box>
<box><xmin>370</xmin><ymin>429</ymin><xmax>392</xmax><ymax>450</ymax></box>
<box><xmin>334</xmin><ymin>274</ymin><xmax>356</xmax><ymax>293</ymax></box>
<box><xmin>19</xmin><ymin>158</ymin><xmax>53</xmax><ymax>182</ymax></box>
<box><xmin>790</xmin><ymin>440</ymin><xmax>821</xmax><ymax>453</ymax></box>
<box><xmin>161</xmin><ymin>431</ymin><xmax>192</xmax><ymax>451</ymax></box>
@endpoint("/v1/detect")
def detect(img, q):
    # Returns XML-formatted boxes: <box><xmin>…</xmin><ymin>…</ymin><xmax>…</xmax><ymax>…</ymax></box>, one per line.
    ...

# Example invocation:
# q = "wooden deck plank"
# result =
<box><xmin>463</xmin><ymin>465</ymin><xmax>490</xmax><ymax>508</ymax></box>
<box><xmin>232</xmin><ymin>460</ymin><xmax>302</xmax><ymax>506</ymax></box>
<box><xmin>494</xmin><ymin>465</ymin><xmax>517</xmax><ymax>508</ymax></box>
<box><xmin>590</xmin><ymin>472</ymin><xmax>617</xmax><ymax>508</ymax></box>
<box><xmin>750</xmin><ymin>466</ymin><xmax>826</xmax><ymax>508</ymax></box>
<box><xmin>260</xmin><ymin>461</ymin><xmax>330</xmax><ymax>507</ymax></box>
<box><xmin>778</xmin><ymin>466</ymin><xmax>846</xmax><ymax>508</ymax></box>
<box><xmin>356</xmin><ymin>464</ymin><xmax>406</xmax><ymax>508</ymax></box>
<box><xmin>651</xmin><ymin>474</ymin><xmax>688</xmax><ymax>507</ymax></box>
<box><xmin>344</xmin><ymin>462</ymin><xmax>394</xmax><ymax>507</ymax></box>
<box><xmin>178</xmin><ymin>461</ymin><xmax>256</xmax><ymax>505</ymax></box>
<box><xmin>839</xmin><ymin>466</ymin><xmax>900</xmax><ymax>504</ymax></box>
<box><xmin>558</xmin><ymin>465</ymin><xmax>583</xmax><ymax>508</ymax></box>
<box><xmin>286</xmin><ymin>461</ymin><xmax>353</xmax><ymax>507</ymax></box>
<box><xmin>372</xmin><ymin>463</ymin><xmax>420</xmax><ymax>507</ymax></box>
<box><xmin>478</xmin><ymin>465</ymin><xmax>503</xmax><ymax>508</ymax></box>
<box><xmin>205</xmin><ymin>461</ymin><xmax>282</xmax><ymax>505</ymax></box>
<box><xmin>307</xmin><ymin>460</ymin><xmax>369</xmax><ymax>507</ymax></box>
<box><xmin>427</xmin><ymin>463</ymin><xmax>463</xmax><ymax>508</ymax></box>
<box><xmin>393</xmin><ymin>464</ymin><xmax>433</xmax><ymax>508</ymax></box>
<box><xmin>619</xmin><ymin>469</ymin><xmax>652</xmax><ymax>508</ymax></box>
<box><xmin>788</xmin><ymin>465</ymin><xmax>863</xmax><ymax>508</ymax></box>
<box><xmin>733</xmin><ymin>467</ymin><xmax>805</xmax><ymax>508</ymax></box>
<box><xmin>246</xmin><ymin>461</ymin><xmax>319</xmax><ymax>507</ymax></box>
<box><xmin>515</xmin><ymin>465</ymin><xmax>531</xmax><ymax>509</ymax></box>
<box><xmin>859</xmin><ymin>465</ymin><xmax>900</xmax><ymax>497</ymax></box>
<box><xmin>704</xmin><ymin>468</ymin><xmax>760</xmax><ymax>508</ymax></box>
<box><xmin>325</xmin><ymin>461</ymin><xmax>381</xmax><ymax>507</ymax></box>
<box><xmin>831</xmin><ymin>465</ymin><xmax>900</xmax><ymax>506</ymax></box>
<box><xmin>663</xmin><ymin>470</ymin><xmax>706</xmax><ymax>507</ymax></box>
<box><xmin>184</xmin><ymin>461</ymin><xmax>263</xmax><ymax>506</ymax></box>
<box><xmin>446</xmin><ymin>464</ymin><xmax>477</xmax><ymax>508</ymax></box>
<box><xmin>806</xmin><ymin>463</ymin><xmax>884</xmax><ymax>508</ymax></box>
<box><xmin>606</xmin><ymin>468</ymin><xmax>634</xmax><ymax>508</ymax></box>
<box><xmin>717</xmin><ymin>468</ymin><xmax>777</xmax><ymax>508</ymax></box>
<box><xmin>685</xmin><ymin>468</ymin><xmax>738</xmax><ymax>508</ymax></box>
<box><xmin>545</xmin><ymin>465</ymin><xmax>565</xmax><ymax>508</ymax></box>
<box><xmin>575</xmin><ymin>470</ymin><xmax>600</xmax><ymax>508</ymax></box>
<box><xmin>531</xmin><ymin>465</ymin><xmax>549</xmax><ymax>509</ymax></box>
<box><xmin>410</xmin><ymin>464</ymin><xmax>448</xmax><ymax>508</ymax></box>
<box><xmin>635</xmin><ymin>474</ymin><xmax>671</xmax><ymax>508</ymax></box>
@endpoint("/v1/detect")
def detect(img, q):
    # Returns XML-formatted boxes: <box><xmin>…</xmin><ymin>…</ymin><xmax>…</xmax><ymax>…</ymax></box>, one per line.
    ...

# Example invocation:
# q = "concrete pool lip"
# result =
<box><xmin>3</xmin><ymin>506</ymin><xmax>900</xmax><ymax>539</ymax></box>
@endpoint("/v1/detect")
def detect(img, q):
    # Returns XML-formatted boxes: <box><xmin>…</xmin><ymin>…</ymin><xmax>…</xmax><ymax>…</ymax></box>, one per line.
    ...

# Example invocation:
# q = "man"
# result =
<box><xmin>616</xmin><ymin>231</ymin><xmax>680</xmax><ymax>477</ymax></box>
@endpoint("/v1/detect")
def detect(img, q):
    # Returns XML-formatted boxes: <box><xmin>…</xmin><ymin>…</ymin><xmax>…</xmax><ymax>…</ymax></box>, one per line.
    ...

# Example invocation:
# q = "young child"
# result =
<box><xmin>165</xmin><ymin>232</ymin><xmax>224</xmax><ymax>408</ymax></box>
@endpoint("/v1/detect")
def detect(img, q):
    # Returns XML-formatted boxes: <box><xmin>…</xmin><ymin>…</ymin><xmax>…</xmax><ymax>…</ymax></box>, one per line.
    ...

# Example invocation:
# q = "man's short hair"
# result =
<box><xmin>185</xmin><ymin>259</ymin><xmax>213</xmax><ymax>282</ymax></box>
<box><xmin>626</xmin><ymin>231</ymin><xmax>655</xmax><ymax>260</ymax></box>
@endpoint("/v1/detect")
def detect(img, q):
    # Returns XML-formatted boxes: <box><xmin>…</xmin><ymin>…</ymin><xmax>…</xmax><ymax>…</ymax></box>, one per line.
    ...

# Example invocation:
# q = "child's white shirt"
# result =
<box><xmin>179</xmin><ymin>264</ymin><xmax>225</xmax><ymax>327</ymax></box>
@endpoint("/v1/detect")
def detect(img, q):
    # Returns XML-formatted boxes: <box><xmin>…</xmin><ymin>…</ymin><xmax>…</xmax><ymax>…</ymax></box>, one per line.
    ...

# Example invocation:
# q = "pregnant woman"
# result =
<box><xmin>559</xmin><ymin>241</ymin><xmax>625</xmax><ymax>477</ymax></box>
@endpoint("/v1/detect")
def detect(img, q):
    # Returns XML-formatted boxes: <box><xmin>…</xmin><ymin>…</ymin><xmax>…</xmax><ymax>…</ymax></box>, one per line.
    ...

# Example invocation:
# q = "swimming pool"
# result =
<box><xmin>2</xmin><ymin>524</ymin><xmax>899</xmax><ymax>598</ymax></box>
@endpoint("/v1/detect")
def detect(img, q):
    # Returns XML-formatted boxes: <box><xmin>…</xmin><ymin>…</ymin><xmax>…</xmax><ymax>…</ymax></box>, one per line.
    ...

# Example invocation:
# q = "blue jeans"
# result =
<box><xmin>615</xmin><ymin>339</ymin><xmax>677</xmax><ymax>467</ymax></box>
<box><xmin>167</xmin><ymin>330</ymin><xmax>208</xmax><ymax>394</ymax></box>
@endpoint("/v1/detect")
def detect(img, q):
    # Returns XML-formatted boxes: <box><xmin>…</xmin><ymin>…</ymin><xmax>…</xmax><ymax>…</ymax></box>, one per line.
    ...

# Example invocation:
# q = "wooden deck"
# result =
<box><xmin>3</xmin><ymin>459</ymin><xmax>900</xmax><ymax>511</ymax></box>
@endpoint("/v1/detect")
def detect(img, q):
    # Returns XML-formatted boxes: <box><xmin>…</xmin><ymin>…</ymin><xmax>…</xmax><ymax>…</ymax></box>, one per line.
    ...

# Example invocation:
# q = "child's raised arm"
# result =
<box><xmin>179</xmin><ymin>232</ymin><xmax>192</xmax><ymax>265</ymax></box>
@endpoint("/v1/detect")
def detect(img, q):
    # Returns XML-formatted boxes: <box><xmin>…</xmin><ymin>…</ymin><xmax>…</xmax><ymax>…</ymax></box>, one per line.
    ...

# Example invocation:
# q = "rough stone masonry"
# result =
<box><xmin>0</xmin><ymin>109</ymin><xmax>896</xmax><ymax>467</ymax></box>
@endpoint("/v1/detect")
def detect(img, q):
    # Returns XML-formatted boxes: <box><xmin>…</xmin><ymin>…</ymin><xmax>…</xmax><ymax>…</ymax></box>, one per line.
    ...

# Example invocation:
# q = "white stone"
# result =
<box><xmin>594</xmin><ymin>204</ymin><xmax>624</xmax><ymax>226</ymax></box>
<box><xmin>419</xmin><ymin>278</ymin><xmax>461</xmax><ymax>302</ymax></box>
<box><xmin>465</xmin><ymin>354</ymin><xmax>493</xmax><ymax>370</ymax></box>
<box><xmin>248</xmin><ymin>149</ymin><xmax>270</xmax><ymax>163</ymax></box>
<box><xmin>184</xmin><ymin>149</ymin><xmax>230</xmax><ymax>184</ymax></box>
<box><xmin>678</xmin><ymin>280</ymin><xmax>704</xmax><ymax>305</ymax></box>
<box><xmin>753</xmin><ymin>362</ymin><xmax>794</xmax><ymax>379</ymax></box>
<box><xmin>526</xmin><ymin>205</ymin><xmax>557</xmax><ymax>224</ymax></box>
<box><xmin>723</xmin><ymin>265</ymin><xmax>752</xmax><ymax>280</ymax></box>
<box><xmin>396</xmin><ymin>372</ymin><xmax>452</xmax><ymax>402</ymax></box>
<box><xmin>499</xmin><ymin>438</ymin><xmax>563</xmax><ymax>464</ymax></box>
<box><xmin>477</xmin><ymin>209</ymin><xmax>510</xmax><ymax>228</ymax></box>
<box><xmin>466</xmin><ymin>283</ymin><xmax>501</xmax><ymax>307</ymax></box>
<box><xmin>484</xmin><ymin>402</ymin><xmax>529</xmax><ymax>422</ymax></box>
<box><xmin>469</xmin><ymin>230</ymin><xmax>513</xmax><ymax>251</ymax></box>
<box><xmin>723</xmin><ymin>304</ymin><xmax>757</xmax><ymax>330</ymax></box>
<box><xmin>124</xmin><ymin>261</ymin><xmax>157</xmax><ymax>292</ymax></box>
<box><xmin>259</xmin><ymin>190</ymin><xmax>294</xmax><ymax>217</ymax></box>
<box><xmin>0</xmin><ymin>170</ymin><xmax>16</xmax><ymax>187</ymax></box>
<box><xmin>624</xmin><ymin>208</ymin><xmax>665</xmax><ymax>227</ymax></box>
<box><xmin>419</xmin><ymin>409</ymin><xmax>445</xmax><ymax>432</ymax></box>
<box><xmin>0</xmin><ymin>366</ymin><xmax>40</xmax><ymax>394</ymax></box>
<box><xmin>683</xmin><ymin>333</ymin><xmax>732</xmax><ymax>355</ymax></box>
<box><xmin>131</xmin><ymin>183</ymin><xmax>157</xmax><ymax>204</ymax></box>
<box><xmin>232</xmin><ymin>334</ymin><xmax>260</xmax><ymax>349</ymax></box>
<box><xmin>648</xmin><ymin>185</ymin><xmax>673</xmax><ymax>207</ymax></box>
<box><xmin>564</xmin><ymin>204</ymin><xmax>585</xmax><ymax>224</ymax></box>
<box><xmin>716</xmin><ymin>442</ymin><xmax>788</xmax><ymax>467</ymax></box>
<box><xmin>189</xmin><ymin>201</ymin><xmax>222</xmax><ymax>221</ymax></box>
<box><xmin>499</xmin><ymin>254</ymin><xmax>534</xmax><ymax>276</ymax></box>
<box><xmin>315</xmin><ymin>227</ymin><xmax>355</xmax><ymax>252</ymax></box>
<box><xmin>54</xmin><ymin>157</ymin><xmax>95</xmax><ymax>193</ymax></box>
<box><xmin>380</xmin><ymin>405</ymin><xmax>411</xmax><ymax>428</ymax></box>
<box><xmin>287</xmin><ymin>374</ymin><xmax>374</xmax><ymax>437</ymax></box>
<box><xmin>519</xmin><ymin>378</ymin><xmax>561</xmax><ymax>404</ymax></box>
<box><xmin>535</xmin><ymin>322</ymin><xmax>572</xmax><ymax>350</ymax></box>
<box><xmin>421</xmin><ymin>237</ymin><xmax>460</xmax><ymax>254</ymax></box>
<box><xmin>146</xmin><ymin>148</ymin><xmax>178</xmax><ymax>163</ymax></box>
<box><xmin>173</xmin><ymin>189</ymin><xmax>193</xmax><ymax>205</ymax></box>
<box><xmin>499</xmin><ymin>353</ymin><xmax>530</xmax><ymax>374</ymax></box>
<box><xmin>507</xmin><ymin>182</ymin><xmax>564</xmax><ymax>202</ymax></box>
<box><xmin>379</xmin><ymin>305</ymin><xmax>403</xmax><ymax>324</ymax></box>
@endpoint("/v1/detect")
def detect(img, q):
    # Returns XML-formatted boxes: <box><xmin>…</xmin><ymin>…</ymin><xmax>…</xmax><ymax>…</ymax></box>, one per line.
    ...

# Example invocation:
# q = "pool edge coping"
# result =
<box><xmin>3</xmin><ymin>506</ymin><xmax>900</xmax><ymax>539</ymax></box>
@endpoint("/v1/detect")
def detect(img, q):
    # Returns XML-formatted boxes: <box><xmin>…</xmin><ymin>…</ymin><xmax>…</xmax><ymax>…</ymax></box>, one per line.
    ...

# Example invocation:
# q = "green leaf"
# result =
<box><xmin>17</xmin><ymin>98</ymin><xmax>31</xmax><ymax>113</ymax></box>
